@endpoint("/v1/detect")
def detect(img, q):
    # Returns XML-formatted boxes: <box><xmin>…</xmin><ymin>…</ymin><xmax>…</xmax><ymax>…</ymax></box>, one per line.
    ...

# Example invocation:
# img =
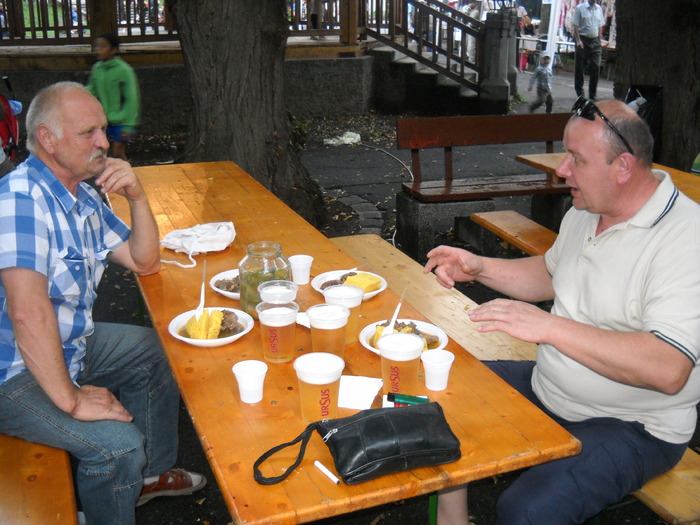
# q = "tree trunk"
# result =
<box><xmin>165</xmin><ymin>0</ymin><xmax>325</xmax><ymax>227</ymax></box>
<box><xmin>615</xmin><ymin>0</ymin><xmax>700</xmax><ymax>170</ymax></box>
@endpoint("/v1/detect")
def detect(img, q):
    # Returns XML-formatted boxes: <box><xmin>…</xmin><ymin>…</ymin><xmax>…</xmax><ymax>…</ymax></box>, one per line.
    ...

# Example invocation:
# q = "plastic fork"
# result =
<box><xmin>382</xmin><ymin>287</ymin><xmax>406</xmax><ymax>337</ymax></box>
<box><xmin>195</xmin><ymin>260</ymin><xmax>207</xmax><ymax>321</ymax></box>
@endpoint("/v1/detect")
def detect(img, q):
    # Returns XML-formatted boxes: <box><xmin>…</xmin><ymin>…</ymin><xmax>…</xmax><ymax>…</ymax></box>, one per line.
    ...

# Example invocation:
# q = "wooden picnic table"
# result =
<box><xmin>110</xmin><ymin>161</ymin><xmax>580</xmax><ymax>525</ymax></box>
<box><xmin>516</xmin><ymin>153</ymin><xmax>700</xmax><ymax>204</ymax></box>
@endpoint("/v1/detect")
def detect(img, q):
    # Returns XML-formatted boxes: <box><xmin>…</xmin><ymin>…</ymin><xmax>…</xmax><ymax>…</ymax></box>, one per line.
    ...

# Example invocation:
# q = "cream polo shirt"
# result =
<box><xmin>534</xmin><ymin>170</ymin><xmax>700</xmax><ymax>444</ymax></box>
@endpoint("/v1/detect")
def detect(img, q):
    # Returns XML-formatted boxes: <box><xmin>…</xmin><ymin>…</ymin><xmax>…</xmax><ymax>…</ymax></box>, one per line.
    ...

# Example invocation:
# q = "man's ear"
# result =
<box><xmin>616</xmin><ymin>152</ymin><xmax>635</xmax><ymax>184</ymax></box>
<box><xmin>36</xmin><ymin>124</ymin><xmax>56</xmax><ymax>153</ymax></box>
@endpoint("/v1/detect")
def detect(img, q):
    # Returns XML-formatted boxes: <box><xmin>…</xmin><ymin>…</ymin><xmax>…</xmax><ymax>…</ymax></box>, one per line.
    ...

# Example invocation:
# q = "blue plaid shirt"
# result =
<box><xmin>0</xmin><ymin>155</ymin><xmax>130</xmax><ymax>384</ymax></box>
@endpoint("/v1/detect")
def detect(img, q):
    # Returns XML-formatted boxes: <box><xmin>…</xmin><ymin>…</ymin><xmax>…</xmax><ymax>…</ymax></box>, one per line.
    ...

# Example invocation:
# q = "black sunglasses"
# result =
<box><xmin>571</xmin><ymin>97</ymin><xmax>635</xmax><ymax>156</ymax></box>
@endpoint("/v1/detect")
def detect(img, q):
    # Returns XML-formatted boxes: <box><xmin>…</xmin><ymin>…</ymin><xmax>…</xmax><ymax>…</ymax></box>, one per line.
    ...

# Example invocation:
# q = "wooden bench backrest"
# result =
<box><xmin>396</xmin><ymin>113</ymin><xmax>572</xmax><ymax>186</ymax></box>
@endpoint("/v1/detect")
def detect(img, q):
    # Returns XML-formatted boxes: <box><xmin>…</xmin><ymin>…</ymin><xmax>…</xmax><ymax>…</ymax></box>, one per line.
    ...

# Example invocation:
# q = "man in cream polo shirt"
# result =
<box><xmin>425</xmin><ymin>99</ymin><xmax>700</xmax><ymax>525</ymax></box>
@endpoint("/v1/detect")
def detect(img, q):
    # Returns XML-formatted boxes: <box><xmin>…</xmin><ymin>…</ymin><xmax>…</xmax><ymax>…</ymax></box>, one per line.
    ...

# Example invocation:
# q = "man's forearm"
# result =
<box><xmin>3</xmin><ymin>269</ymin><xmax>79</xmax><ymax>414</ymax></box>
<box><xmin>477</xmin><ymin>255</ymin><xmax>554</xmax><ymax>302</ymax></box>
<box><xmin>547</xmin><ymin>318</ymin><xmax>693</xmax><ymax>394</ymax></box>
<box><xmin>125</xmin><ymin>194</ymin><xmax>160</xmax><ymax>275</ymax></box>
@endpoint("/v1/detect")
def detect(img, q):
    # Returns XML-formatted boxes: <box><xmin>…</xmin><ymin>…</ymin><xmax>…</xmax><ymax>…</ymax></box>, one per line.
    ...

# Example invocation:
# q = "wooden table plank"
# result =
<box><xmin>516</xmin><ymin>153</ymin><xmax>700</xmax><ymax>204</ymax></box>
<box><xmin>332</xmin><ymin>234</ymin><xmax>537</xmax><ymax>361</ymax></box>
<box><xmin>110</xmin><ymin>161</ymin><xmax>579</xmax><ymax>525</ymax></box>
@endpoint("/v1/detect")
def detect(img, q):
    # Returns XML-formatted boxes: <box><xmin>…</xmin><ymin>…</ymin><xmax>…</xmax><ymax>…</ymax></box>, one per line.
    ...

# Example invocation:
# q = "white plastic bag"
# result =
<box><xmin>160</xmin><ymin>221</ymin><xmax>236</xmax><ymax>268</ymax></box>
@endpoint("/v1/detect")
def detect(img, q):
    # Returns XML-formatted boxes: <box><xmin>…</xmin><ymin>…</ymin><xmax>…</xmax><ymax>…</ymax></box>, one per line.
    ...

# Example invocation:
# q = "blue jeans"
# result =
<box><xmin>0</xmin><ymin>323</ymin><xmax>179</xmax><ymax>525</ymax></box>
<box><xmin>486</xmin><ymin>360</ymin><xmax>688</xmax><ymax>525</ymax></box>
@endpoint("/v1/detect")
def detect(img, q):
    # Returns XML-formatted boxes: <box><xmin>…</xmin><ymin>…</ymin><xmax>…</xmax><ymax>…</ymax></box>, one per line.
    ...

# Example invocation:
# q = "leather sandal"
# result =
<box><xmin>137</xmin><ymin>468</ymin><xmax>207</xmax><ymax>507</ymax></box>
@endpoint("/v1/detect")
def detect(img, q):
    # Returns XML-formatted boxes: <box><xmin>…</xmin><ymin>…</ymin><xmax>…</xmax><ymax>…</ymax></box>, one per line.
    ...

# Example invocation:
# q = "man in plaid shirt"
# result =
<box><xmin>0</xmin><ymin>82</ymin><xmax>205</xmax><ymax>525</ymax></box>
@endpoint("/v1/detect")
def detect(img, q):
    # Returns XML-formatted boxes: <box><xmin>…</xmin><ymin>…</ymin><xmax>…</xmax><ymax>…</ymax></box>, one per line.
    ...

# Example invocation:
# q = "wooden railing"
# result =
<box><xmin>363</xmin><ymin>0</ymin><xmax>483</xmax><ymax>91</ymax></box>
<box><xmin>0</xmin><ymin>0</ymin><xmax>176</xmax><ymax>44</ymax></box>
<box><xmin>0</xmin><ymin>0</ymin><xmax>484</xmax><ymax>90</ymax></box>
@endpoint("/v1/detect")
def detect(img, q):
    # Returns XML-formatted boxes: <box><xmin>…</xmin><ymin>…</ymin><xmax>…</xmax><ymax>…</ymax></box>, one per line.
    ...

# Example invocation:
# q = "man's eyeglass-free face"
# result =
<box><xmin>571</xmin><ymin>97</ymin><xmax>635</xmax><ymax>156</ymax></box>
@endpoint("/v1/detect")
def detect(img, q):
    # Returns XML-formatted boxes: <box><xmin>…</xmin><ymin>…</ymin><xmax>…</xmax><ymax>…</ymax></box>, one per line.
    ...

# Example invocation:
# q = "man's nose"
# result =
<box><xmin>96</xmin><ymin>129</ymin><xmax>110</xmax><ymax>149</ymax></box>
<box><xmin>556</xmin><ymin>154</ymin><xmax>573</xmax><ymax>179</ymax></box>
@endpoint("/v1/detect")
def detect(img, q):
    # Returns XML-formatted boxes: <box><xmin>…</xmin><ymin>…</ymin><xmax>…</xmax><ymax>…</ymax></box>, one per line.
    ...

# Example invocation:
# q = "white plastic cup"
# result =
<box><xmin>232</xmin><ymin>360</ymin><xmax>268</xmax><ymax>404</ymax></box>
<box><xmin>420</xmin><ymin>349</ymin><xmax>455</xmax><ymax>391</ymax></box>
<box><xmin>377</xmin><ymin>332</ymin><xmax>424</xmax><ymax>395</ymax></box>
<box><xmin>258</xmin><ymin>280</ymin><xmax>299</xmax><ymax>303</ymax></box>
<box><xmin>293</xmin><ymin>352</ymin><xmax>345</xmax><ymax>421</ymax></box>
<box><xmin>288</xmin><ymin>254</ymin><xmax>314</xmax><ymax>285</ymax></box>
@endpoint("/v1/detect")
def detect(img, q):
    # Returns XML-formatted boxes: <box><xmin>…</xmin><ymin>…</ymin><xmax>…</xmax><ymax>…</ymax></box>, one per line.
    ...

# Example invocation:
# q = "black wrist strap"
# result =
<box><xmin>253</xmin><ymin>422</ymin><xmax>318</xmax><ymax>485</ymax></box>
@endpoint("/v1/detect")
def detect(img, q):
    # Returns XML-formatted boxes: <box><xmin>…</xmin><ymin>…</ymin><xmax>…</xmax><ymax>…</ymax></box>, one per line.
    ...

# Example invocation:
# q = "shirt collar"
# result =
<box><xmin>26</xmin><ymin>154</ymin><xmax>101</xmax><ymax>218</ymax></box>
<box><xmin>627</xmin><ymin>170</ymin><xmax>678</xmax><ymax>228</ymax></box>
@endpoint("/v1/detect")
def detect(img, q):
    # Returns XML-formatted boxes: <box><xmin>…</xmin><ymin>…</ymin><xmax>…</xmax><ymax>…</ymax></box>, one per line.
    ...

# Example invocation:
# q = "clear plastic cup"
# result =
<box><xmin>306</xmin><ymin>303</ymin><xmax>350</xmax><ymax>358</ymax></box>
<box><xmin>377</xmin><ymin>332</ymin><xmax>424</xmax><ymax>395</ymax></box>
<box><xmin>322</xmin><ymin>284</ymin><xmax>364</xmax><ymax>345</ymax></box>
<box><xmin>421</xmin><ymin>349</ymin><xmax>455</xmax><ymax>391</ymax></box>
<box><xmin>232</xmin><ymin>360</ymin><xmax>268</xmax><ymax>404</ymax></box>
<box><xmin>288</xmin><ymin>254</ymin><xmax>314</xmax><ymax>285</ymax></box>
<box><xmin>256</xmin><ymin>301</ymin><xmax>299</xmax><ymax>363</ymax></box>
<box><xmin>293</xmin><ymin>352</ymin><xmax>345</xmax><ymax>422</ymax></box>
<box><xmin>258</xmin><ymin>280</ymin><xmax>299</xmax><ymax>303</ymax></box>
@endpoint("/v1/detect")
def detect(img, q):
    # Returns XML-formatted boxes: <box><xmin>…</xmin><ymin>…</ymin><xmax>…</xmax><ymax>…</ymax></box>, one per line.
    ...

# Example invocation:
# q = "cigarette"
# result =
<box><xmin>314</xmin><ymin>460</ymin><xmax>340</xmax><ymax>485</ymax></box>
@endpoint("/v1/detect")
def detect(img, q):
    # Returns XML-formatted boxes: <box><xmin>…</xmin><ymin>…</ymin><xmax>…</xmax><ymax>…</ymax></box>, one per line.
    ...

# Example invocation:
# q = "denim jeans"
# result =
<box><xmin>486</xmin><ymin>361</ymin><xmax>687</xmax><ymax>525</ymax></box>
<box><xmin>0</xmin><ymin>323</ymin><xmax>179</xmax><ymax>525</ymax></box>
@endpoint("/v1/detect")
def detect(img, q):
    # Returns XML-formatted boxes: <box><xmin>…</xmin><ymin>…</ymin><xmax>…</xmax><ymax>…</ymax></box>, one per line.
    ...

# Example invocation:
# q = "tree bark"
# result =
<box><xmin>165</xmin><ymin>0</ymin><xmax>325</xmax><ymax>227</ymax></box>
<box><xmin>615</xmin><ymin>0</ymin><xmax>700</xmax><ymax>170</ymax></box>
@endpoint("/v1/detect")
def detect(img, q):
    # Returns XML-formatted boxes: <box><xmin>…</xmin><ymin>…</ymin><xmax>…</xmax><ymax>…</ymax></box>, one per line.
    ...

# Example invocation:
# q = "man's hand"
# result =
<box><xmin>467</xmin><ymin>298</ymin><xmax>554</xmax><ymax>343</ymax></box>
<box><xmin>94</xmin><ymin>158</ymin><xmax>145</xmax><ymax>202</ymax></box>
<box><xmin>71</xmin><ymin>384</ymin><xmax>133</xmax><ymax>422</ymax></box>
<box><xmin>423</xmin><ymin>245</ymin><xmax>483</xmax><ymax>289</ymax></box>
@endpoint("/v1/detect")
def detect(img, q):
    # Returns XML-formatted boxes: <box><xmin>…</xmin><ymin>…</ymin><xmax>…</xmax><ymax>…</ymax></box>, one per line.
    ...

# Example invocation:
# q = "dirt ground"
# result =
<box><xmin>87</xmin><ymin>112</ymin><xmax>698</xmax><ymax>524</ymax></box>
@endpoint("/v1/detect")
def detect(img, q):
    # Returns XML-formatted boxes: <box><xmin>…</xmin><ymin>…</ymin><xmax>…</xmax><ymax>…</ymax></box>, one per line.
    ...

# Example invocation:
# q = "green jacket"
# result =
<box><xmin>86</xmin><ymin>57</ymin><xmax>140</xmax><ymax>128</ymax></box>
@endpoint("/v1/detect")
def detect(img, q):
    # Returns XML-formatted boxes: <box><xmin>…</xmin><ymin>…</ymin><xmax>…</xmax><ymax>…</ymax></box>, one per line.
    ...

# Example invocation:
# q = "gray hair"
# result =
<box><xmin>25</xmin><ymin>81</ymin><xmax>89</xmax><ymax>153</ymax></box>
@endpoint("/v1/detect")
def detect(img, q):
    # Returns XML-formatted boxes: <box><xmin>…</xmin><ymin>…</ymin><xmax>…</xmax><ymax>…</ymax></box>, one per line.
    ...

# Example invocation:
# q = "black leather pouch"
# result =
<box><xmin>253</xmin><ymin>402</ymin><xmax>461</xmax><ymax>485</ymax></box>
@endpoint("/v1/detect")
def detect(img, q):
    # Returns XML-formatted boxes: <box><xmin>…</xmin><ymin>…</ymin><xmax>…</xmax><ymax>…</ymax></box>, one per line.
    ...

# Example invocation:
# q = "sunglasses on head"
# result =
<box><xmin>571</xmin><ymin>97</ymin><xmax>635</xmax><ymax>156</ymax></box>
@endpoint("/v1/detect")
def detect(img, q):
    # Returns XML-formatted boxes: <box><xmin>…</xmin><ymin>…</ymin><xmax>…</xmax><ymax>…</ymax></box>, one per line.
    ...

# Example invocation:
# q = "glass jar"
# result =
<box><xmin>239</xmin><ymin>241</ymin><xmax>291</xmax><ymax>318</ymax></box>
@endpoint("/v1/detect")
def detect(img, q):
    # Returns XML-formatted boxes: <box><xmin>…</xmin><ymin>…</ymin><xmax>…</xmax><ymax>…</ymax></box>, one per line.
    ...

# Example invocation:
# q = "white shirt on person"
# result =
<box><xmin>534</xmin><ymin>171</ymin><xmax>700</xmax><ymax>444</ymax></box>
<box><xmin>572</xmin><ymin>1</ymin><xmax>604</xmax><ymax>38</ymax></box>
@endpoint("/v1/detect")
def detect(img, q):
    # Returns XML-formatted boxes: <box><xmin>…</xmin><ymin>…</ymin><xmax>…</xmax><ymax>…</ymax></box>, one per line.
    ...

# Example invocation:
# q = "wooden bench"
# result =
<box><xmin>632</xmin><ymin>447</ymin><xmax>700</xmax><ymax>525</ymax></box>
<box><xmin>0</xmin><ymin>433</ymin><xmax>77</xmax><ymax>524</ymax></box>
<box><xmin>470</xmin><ymin>210</ymin><xmax>557</xmax><ymax>256</ymax></box>
<box><xmin>395</xmin><ymin>113</ymin><xmax>572</xmax><ymax>260</ymax></box>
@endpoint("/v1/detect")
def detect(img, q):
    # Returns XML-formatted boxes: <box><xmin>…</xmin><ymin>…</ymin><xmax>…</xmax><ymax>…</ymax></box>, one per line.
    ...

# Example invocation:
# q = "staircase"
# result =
<box><xmin>369</xmin><ymin>44</ymin><xmax>480</xmax><ymax>115</ymax></box>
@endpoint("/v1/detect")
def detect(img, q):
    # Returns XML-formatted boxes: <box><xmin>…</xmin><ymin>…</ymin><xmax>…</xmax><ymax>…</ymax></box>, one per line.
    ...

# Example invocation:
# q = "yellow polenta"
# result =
<box><xmin>186</xmin><ymin>310</ymin><xmax>224</xmax><ymax>339</ymax></box>
<box><xmin>344</xmin><ymin>272</ymin><xmax>382</xmax><ymax>292</ymax></box>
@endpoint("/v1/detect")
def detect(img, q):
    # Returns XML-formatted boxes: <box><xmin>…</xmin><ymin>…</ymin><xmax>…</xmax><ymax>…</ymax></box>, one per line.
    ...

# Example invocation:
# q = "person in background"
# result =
<box><xmin>460</xmin><ymin>0</ymin><xmax>481</xmax><ymax>63</ymax></box>
<box><xmin>528</xmin><ymin>53</ymin><xmax>554</xmax><ymax>113</ymax></box>
<box><xmin>572</xmin><ymin>0</ymin><xmax>605</xmax><ymax>100</ymax></box>
<box><xmin>0</xmin><ymin>82</ymin><xmax>206</xmax><ymax>525</ymax></box>
<box><xmin>86</xmin><ymin>33</ymin><xmax>140</xmax><ymax>161</ymax></box>
<box><xmin>427</xmin><ymin>99</ymin><xmax>700</xmax><ymax>524</ymax></box>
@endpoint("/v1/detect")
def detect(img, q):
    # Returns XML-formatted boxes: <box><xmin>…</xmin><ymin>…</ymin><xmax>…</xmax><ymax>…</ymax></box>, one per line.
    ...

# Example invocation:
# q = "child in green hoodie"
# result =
<box><xmin>87</xmin><ymin>33</ymin><xmax>140</xmax><ymax>160</ymax></box>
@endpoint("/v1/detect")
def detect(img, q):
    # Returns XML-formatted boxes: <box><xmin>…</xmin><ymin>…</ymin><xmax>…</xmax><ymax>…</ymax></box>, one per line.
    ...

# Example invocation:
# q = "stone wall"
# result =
<box><xmin>6</xmin><ymin>56</ymin><xmax>374</xmax><ymax>137</ymax></box>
